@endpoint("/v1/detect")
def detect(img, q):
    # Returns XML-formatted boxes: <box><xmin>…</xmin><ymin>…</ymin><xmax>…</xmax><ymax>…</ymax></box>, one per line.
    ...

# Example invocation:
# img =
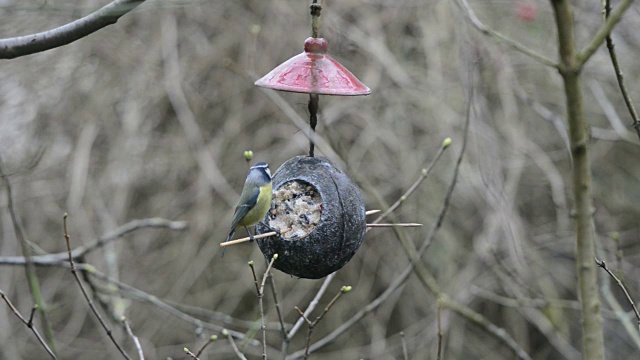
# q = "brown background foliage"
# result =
<box><xmin>1</xmin><ymin>0</ymin><xmax>639</xmax><ymax>359</ymax></box>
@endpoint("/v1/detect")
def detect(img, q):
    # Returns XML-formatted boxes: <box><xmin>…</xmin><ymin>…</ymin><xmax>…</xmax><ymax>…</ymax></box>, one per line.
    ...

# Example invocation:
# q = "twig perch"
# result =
<box><xmin>220</xmin><ymin>223</ymin><xmax>423</xmax><ymax>248</ymax></box>
<box><xmin>366</xmin><ymin>223</ymin><xmax>423</xmax><ymax>228</ymax></box>
<box><xmin>220</xmin><ymin>231</ymin><xmax>282</xmax><ymax>247</ymax></box>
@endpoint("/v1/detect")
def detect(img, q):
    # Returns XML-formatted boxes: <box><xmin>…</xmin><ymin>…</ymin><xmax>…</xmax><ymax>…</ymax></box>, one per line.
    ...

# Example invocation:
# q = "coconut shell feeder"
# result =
<box><xmin>255</xmin><ymin>156</ymin><xmax>365</xmax><ymax>279</ymax></box>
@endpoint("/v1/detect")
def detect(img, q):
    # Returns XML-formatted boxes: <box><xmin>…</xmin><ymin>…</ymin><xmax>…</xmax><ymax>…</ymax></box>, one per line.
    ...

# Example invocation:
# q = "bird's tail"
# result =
<box><xmin>221</xmin><ymin>228</ymin><xmax>235</xmax><ymax>258</ymax></box>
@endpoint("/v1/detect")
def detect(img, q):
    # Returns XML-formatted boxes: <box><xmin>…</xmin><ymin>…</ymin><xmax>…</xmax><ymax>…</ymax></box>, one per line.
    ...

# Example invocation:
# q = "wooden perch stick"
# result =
<box><xmin>366</xmin><ymin>223</ymin><xmax>423</xmax><ymax>228</ymax></box>
<box><xmin>220</xmin><ymin>228</ymin><xmax>293</xmax><ymax>247</ymax></box>
<box><xmin>220</xmin><ymin>222</ymin><xmax>423</xmax><ymax>248</ymax></box>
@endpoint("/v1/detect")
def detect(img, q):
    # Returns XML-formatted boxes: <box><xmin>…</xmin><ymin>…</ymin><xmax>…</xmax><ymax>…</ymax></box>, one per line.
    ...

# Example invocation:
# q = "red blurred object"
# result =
<box><xmin>255</xmin><ymin>37</ymin><xmax>371</xmax><ymax>96</ymax></box>
<box><xmin>516</xmin><ymin>1</ymin><xmax>537</xmax><ymax>23</ymax></box>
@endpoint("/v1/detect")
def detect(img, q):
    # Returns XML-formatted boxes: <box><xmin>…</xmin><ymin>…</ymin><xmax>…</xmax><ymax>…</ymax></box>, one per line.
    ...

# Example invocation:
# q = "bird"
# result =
<box><xmin>222</xmin><ymin>162</ymin><xmax>272</xmax><ymax>257</ymax></box>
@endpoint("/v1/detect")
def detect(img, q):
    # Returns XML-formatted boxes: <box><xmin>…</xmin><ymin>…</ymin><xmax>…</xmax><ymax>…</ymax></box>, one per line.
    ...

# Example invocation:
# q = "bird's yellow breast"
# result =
<box><xmin>238</xmin><ymin>183</ymin><xmax>272</xmax><ymax>227</ymax></box>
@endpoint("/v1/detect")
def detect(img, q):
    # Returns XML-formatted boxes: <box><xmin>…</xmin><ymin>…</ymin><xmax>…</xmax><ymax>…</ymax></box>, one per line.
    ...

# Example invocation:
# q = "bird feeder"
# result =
<box><xmin>253</xmin><ymin>1</ymin><xmax>370</xmax><ymax>278</ymax></box>
<box><xmin>255</xmin><ymin>156</ymin><xmax>366</xmax><ymax>279</ymax></box>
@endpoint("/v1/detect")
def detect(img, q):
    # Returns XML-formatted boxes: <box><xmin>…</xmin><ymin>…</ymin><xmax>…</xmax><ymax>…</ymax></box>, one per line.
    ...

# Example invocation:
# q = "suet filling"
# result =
<box><xmin>267</xmin><ymin>181</ymin><xmax>322</xmax><ymax>240</ymax></box>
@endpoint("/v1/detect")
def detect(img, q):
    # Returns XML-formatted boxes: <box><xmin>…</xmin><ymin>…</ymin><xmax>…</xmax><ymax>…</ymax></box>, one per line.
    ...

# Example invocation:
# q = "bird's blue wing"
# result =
<box><xmin>229</xmin><ymin>186</ymin><xmax>260</xmax><ymax>230</ymax></box>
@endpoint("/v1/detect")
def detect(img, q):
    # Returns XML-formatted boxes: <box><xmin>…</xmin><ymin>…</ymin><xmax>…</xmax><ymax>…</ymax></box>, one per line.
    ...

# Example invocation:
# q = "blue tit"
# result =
<box><xmin>222</xmin><ymin>162</ymin><xmax>272</xmax><ymax>257</ymax></box>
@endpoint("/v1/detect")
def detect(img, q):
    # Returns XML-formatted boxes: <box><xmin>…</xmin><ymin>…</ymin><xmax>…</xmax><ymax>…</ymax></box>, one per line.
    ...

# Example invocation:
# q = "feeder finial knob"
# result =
<box><xmin>304</xmin><ymin>37</ymin><xmax>328</xmax><ymax>54</ymax></box>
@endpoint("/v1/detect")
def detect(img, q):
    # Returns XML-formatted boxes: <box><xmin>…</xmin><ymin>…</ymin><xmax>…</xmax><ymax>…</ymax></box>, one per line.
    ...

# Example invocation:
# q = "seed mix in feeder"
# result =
<box><xmin>267</xmin><ymin>181</ymin><xmax>322</xmax><ymax>240</ymax></box>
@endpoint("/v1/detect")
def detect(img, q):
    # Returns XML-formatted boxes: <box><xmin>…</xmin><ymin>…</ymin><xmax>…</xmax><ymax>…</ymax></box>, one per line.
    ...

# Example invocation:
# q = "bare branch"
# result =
<box><xmin>80</xmin><ymin>263</ymin><xmax>258</xmax><ymax>344</ymax></box>
<box><xmin>370</xmin><ymin>138</ymin><xmax>450</xmax><ymax>227</ymax></box>
<box><xmin>577</xmin><ymin>0</ymin><xmax>635</xmax><ymax>68</ymax></box>
<box><xmin>0</xmin><ymin>218</ymin><xmax>188</xmax><ymax>266</ymax></box>
<box><xmin>400</xmin><ymin>331</ymin><xmax>409</xmax><ymax>360</ymax></box>
<box><xmin>63</xmin><ymin>214</ymin><xmax>131</xmax><ymax>360</ymax></box>
<box><xmin>595</xmin><ymin>258</ymin><xmax>640</xmax><ymax>330</ymax></box>
<box><xmin>436</xmin><ymin>306</ymin><xmax>443</xmax><ymax>360</ymax></box>
<box><xmin>121</xmin><ymin>317</ymin><xmax>144</xmax><ymax>360</ymax></box>
<box><xmin>0</xmin><ymin>157</ymin><xmax>57</xmax><ymax>352</ymax></box>
<box><xmin>0</xmin><ymin>0</ymin><xmax>146</xmax><ymax>59</ymax></box>
<box><xmin>258</xmin><ymin>255</ymin><xmax>278</xmax><ymax>360</ymax></box>
<box><xmin>195</xmin><ymin>335</ymin><xmax>218</xmax><ymax>358</ymax></box>
<box><xmin>268</xmin><ymin>275</ymin><xmax>288</xmax><ymax>341</ymax></box>
<box><xmin>456</xmin><ymin>0</ymin><xmax>557</xmax><ymax>67</ymax></box>
<box><xmin>287</xmin><ymin>273</ymin><xmax>335</xmax><ymax>341</ymax></box>
<box><xmin>0</xmin><ymin>290</ymin><xmax>56</xmax><ymax>359</ymax></box>
<box><xmin>225</xmin><ymin>329</ymin><xmax>249</xmax><ymax>360</ymax></box>
<box><xmin>551</xmin><ymin>0</ymin><xmax>607</xmax><ymax>356</ymax></box>
<box><xmin>184</xmin><ymin>347</ymin><xmax>200</xmax><ymax>360</ymax></box>
<box><xmin>295</xmin><ymin>286</ymin><xmax>352</xmax><ymax>360</ymax></box>
<box><xmin>601</xmin><ymin>0</ymin><xmax>640</xmax><ymax>140</ymax></box>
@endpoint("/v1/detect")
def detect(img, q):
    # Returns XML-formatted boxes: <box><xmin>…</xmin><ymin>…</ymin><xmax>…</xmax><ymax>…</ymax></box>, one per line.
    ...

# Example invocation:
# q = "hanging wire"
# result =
<box><xmin>308</xmin><ymin>0</ymin><xmax>321</xmax><ymax>157</ymax></box>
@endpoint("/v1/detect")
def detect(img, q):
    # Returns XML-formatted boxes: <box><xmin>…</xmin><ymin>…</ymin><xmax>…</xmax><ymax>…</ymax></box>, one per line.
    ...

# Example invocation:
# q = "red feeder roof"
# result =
<box><xmin>255</xmin><ymin>37</ymin><xmax>371</xmax><ymax>96</ymax></box>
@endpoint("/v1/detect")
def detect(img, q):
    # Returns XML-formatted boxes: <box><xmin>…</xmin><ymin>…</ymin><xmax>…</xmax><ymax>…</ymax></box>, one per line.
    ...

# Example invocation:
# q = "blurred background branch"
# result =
<box><xmin>0</xmin><ymin>0</ymin><xmax>146</xmax><ymax>59</ymax></box>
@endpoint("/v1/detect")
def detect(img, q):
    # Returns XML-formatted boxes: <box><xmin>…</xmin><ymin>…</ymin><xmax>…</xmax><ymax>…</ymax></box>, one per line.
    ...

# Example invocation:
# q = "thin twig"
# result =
<box><xmin>576</xmin><ymin>0</ymin><xmax>634</xmax><ymax>68</ymax></box>
<box><xmin>441</xmin><ymin>297</ymin><xmax>531</xmax><ymax>360</ymax></box>
<box><xmin>400</xmin><ymin>331</ymin><xmax>408</xmax><ymax>360</ymax></box>
<box><xmin>0</xmin><ymin>0</ymin><xmax>147</xmax><ymax>59</ymax></box>
<box><xmin>294</xmin><ymin>286</ymin><xmax>352</xmax><ymax>360</ymax></box>
<box><xmin>455</xmin><ymin>0</ymin><xmax>557</xmax><ymax>67</ymax></box>
<box><xmin>184</xmin><ymin>347</ymin><xmax>200</xmax><ymax>360</ymax></box>
<box><xmin>0</xmin><ymin>290</ymin><xmax>56</xmax><ymax>359</ymax></box>
<box><xmin>287</xmin><ymin>273</ymin><xmax>335</xmax><ymax>341</ymax></box>
<box><xmin>249</xmin><ymin>261</ymin><xmax>261</xmax><ymax>294</ymax></box>
<box><xmin>371</xmin><ymin>138</ymin><xmax>450</xmax><ymax>226</ymax></box>
<box><xmin>0</xmin><ymin>218</ymin><xmax>188</xmax><ymax>266</ymax></box>
<box><xmin>164</xmin><ymin>300</ymin><xmax>287</xmax><ymax>331</ymax></box>
<box><xmin>78</xmin><ymin>263</ymin><xmax>257</xmax><ymax>344</ymax></box>
<box><xmin>595</xmin><ymin>258</ymin><xmax>640</xmax><ymax>330</ymax></box>
<box><xmin>258</xmin><ymin>255</ymin><xmax>279</xmax><ymax>360</ymax></box>
<box><xmin>0</xmin><ymin>157</ymin><xmax>56</xmax><ymax>352</ymax></box>
<box><xmin>226</xmin><ymin>330</ymin><xmax>249</xmax><ymax>360</ymax></box>
<box><xmin>437</xmin><ymin>304</ymin><xmax>443</xmax><ymax>360</ymax></box>
<box><xmin>588</xmin><ymin>81</ymin><xmax>639</xmax><ymax>144</ymax></box>
<box><xmin>63</xmin><ymin>214</ymin><xmax>132</xmax><ymax>360</ymax></box>
<box><xmin>602</xmin><ymin>0</ymin><xmax>640</xmax><ymax>140</ymax></box>
<box><xmin>122</xmin><ymin>317</ymin><xmax>144</xmax><ymax>360</ymax></box>
<box><xmin>268</xmin><ymin>275</ymin><xmax>288</xmax><ymax>340</ymax></box>
<box><xmin>27</xmin><ymin>305</ymin><xmax>38</xmax><ymax>327</ymax></box>
<box><xmin>598</xmin><ymin>262</ymin><xmax>640</xmax><ymax>349</ymax></box>
<box><xmin>195</xmin><ymin>335</ymin><xmax>218</xmax><ymax>358</ymax></box>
